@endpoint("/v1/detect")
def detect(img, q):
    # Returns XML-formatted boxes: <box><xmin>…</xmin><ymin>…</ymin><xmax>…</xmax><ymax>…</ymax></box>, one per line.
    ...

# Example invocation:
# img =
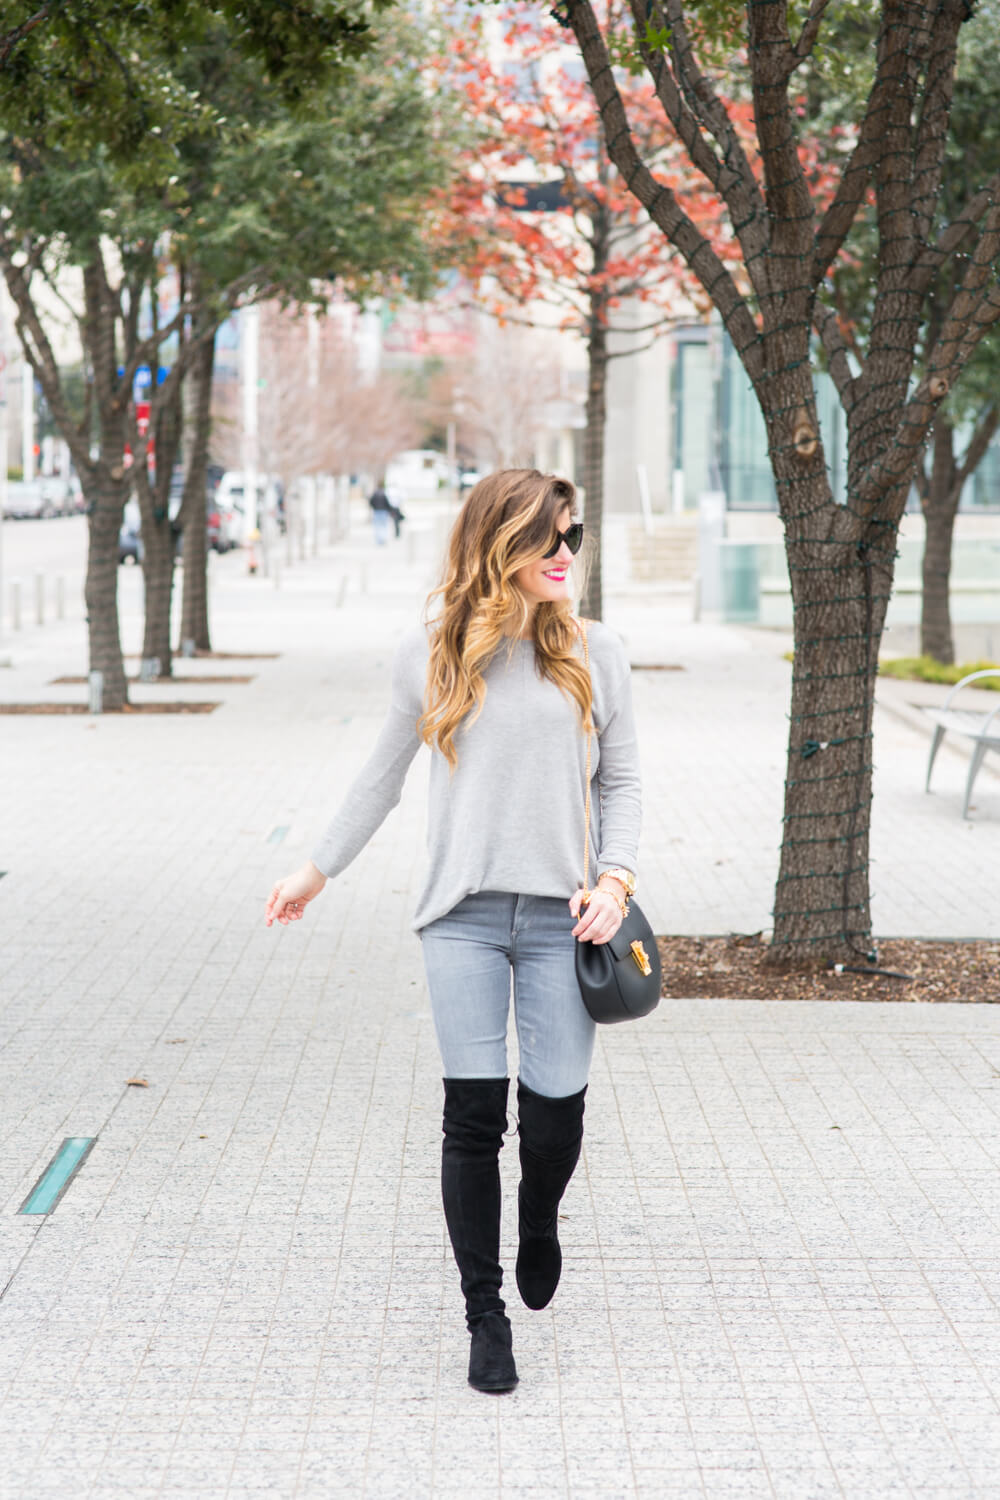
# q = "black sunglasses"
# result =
<box><xmin>542</xmin><ymin>522</ymin><xmax>585</xmax><ymax>559</ymax></box>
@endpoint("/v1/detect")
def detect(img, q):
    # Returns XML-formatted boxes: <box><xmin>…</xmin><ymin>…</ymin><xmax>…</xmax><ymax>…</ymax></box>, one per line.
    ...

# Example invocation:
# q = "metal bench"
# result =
<box><xmin>923</xmin><ymin>668</ymin><xmax>1000</xmax><ymax>818</ymax></box>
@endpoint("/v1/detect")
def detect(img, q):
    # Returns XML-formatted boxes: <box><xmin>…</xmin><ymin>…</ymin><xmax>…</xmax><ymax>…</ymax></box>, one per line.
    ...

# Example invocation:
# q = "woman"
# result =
<box><xmin>265</xmin><ymin>469</ymin><xmax>641</xmax><ymax>1394</ymax></box>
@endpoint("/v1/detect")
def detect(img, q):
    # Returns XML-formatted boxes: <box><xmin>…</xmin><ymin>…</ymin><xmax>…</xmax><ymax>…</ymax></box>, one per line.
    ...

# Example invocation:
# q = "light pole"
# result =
<box><xmin>21</xmin><ymin>357</ymin><xmax>34</xmax><ymax>483</ymax></box>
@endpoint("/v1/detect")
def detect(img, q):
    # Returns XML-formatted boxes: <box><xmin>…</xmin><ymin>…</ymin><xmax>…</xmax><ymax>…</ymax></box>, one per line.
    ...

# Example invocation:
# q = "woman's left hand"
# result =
<box><xmin>570</xmin><ymin>887</ymin><xmax>623</xmax><ymax>946</ymax></box>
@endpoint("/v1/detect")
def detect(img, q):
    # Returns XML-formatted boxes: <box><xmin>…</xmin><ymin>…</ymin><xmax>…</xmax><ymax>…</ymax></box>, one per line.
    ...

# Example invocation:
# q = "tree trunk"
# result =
<box><xmin>83</xmin><ymin>469</ymin><xmax>130</xmax><ymax>710</ymax></box>
<box><xmin>771</xmin><ymin>527</ymin><xmax>894</xmax><ymax>966</ymax></box>
<box><xmin>178</xmin><ymin>330</ymin><xmax>216</xmax><ymax>653</ymax></box>
<box><xmin>140</xmin><ymin>520</ymin><xmax>176</xmax><ymax>677</ymax></box>
<box><xmin>919</xmin><ymin>420</ymin><xmax>960</xmax><ymax>664</ymax></box>
<box><xmin>760</xmin><ymin>357</ymin><xmax>902</xmax><ymax>969</ymax></box>
<box><xmin>578</xmin><ymin>226</ymin><xmax>611</xmax><ymax>621</ymax></box>
<box><xmin>580</xmin><ymin>317</ymin><xmax>607</xmax><ymax>621</ymax></box>
<box><xmin>136</xmin><ymin>369</ymin><xmax>183</xmax><ymax>677</ymax></box>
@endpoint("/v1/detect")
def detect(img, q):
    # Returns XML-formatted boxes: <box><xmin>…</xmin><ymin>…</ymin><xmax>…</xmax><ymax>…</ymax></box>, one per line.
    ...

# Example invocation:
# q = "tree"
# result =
<box><xmin>913</xmin><ymin>8</ymin><xmax>1000</xmax><ymax>663</ymax></box>
<box><xmin>559</xmin><ymin>0</ymin><xmax>1000</xmax><ymax>965</ymax></box>
<box><xmin>800</xmin><ymin>1</ymin><xmax>1000</xmax><ymax>665</ymax></box>
<box><xmin>443</xmin><ymin>330</ymin><xmax>564</xmax><ymax>469</ymax></box>
<box><xmin>0</xmin><ymin>3</ymin><xmax>452</xmax><ymax>699</ymax></box>
<box><xmin>437</xmin><ymin>4</ymin><xmax>738</xmax><ymax>618</ymax></box>
<box><xmin>135</xmin><ymin>19</ymin><xmax>451</xmax><ymax>674</ymax></box>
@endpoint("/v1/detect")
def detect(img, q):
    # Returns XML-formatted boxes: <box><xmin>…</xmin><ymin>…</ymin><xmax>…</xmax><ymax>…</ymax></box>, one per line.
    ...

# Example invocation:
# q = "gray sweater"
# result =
<box><xmin>312</xmin><ymin>621</ymin><xmax>641</xmax><ymax>930</ymax></box>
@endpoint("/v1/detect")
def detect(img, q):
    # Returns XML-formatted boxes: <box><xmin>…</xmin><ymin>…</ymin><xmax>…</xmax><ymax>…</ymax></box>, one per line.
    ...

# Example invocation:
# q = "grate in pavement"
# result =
<box><xmin>19</xmin><ymin>1138</ymin><xmax>96</xmax><ymax>1215</ymax></box>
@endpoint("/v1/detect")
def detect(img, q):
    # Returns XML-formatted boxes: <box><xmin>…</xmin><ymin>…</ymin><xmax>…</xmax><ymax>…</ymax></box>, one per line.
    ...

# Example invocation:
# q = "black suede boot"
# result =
<box><xmin>515</xmin><ymin>1080</ymin><xmax>587</xmax><ymax>1311</ymax></box>
<box><xmin>441</xmin><ymin>1077</ymin><xmax>518</xmax><ymax>1393</ymax></box>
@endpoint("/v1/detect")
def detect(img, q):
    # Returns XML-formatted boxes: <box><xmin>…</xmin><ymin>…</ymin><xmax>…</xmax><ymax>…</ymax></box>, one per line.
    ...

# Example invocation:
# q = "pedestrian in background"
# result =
<box><xmin>368</xmin><ymin>480</ymin><xmax>392</xmax><ymax>545</ymax></box>
<box><xmin>388</xmin><ymin>496</ymin><xmax>405</xmax><ymax>539</ymax></box>
<box><xmin>266</xmin><ymin>470</ymin><xmax>641</xmax><ymax>1395</ymax></box>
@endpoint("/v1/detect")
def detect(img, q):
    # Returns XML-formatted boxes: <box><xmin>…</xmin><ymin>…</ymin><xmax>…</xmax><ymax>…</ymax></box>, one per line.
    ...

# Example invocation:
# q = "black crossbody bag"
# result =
<box><xmin>574</xmin><ymin>625</ymin><xmax>662</xmax><ymax>1025</ymax></box>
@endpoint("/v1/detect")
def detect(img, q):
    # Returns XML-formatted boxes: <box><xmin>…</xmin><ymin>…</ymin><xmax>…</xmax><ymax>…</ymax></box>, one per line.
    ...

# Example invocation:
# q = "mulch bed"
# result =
<box><xmin>50</xmin><ymin>675</ymin><xmax>253</xmax><ymax>685</ymax></box>
<box><xmin>124</xmin><ymin>651</ymin><xmax>279</xmax><ymax>660</ymax></box>
<box><xmin>0</xmin><ymin>702</ymin><xmax>220</xmax><ymax>714</ymax></box>
<box><xmin>656</xmin><ymin>933</ymin><xmax>1000</xmax><ymax>1003</ymax></box>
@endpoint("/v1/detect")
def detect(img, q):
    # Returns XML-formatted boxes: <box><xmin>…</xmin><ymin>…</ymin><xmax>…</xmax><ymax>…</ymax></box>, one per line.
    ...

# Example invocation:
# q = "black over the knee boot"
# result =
<box><xmin>515</xmin><ymin>1080</ymin><xmax>586</xmax><ymax>1311</ymax></box>
<box><xmin>441</xmin><ymin>1077</ymin><xmax>518</xmax><ymax>1393</ymax></box>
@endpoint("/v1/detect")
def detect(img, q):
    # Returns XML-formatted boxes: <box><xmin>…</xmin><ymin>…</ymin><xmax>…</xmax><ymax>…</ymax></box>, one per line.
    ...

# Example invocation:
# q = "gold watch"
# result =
<box><xmin>599</xmin><ymin>867</ymin><xmax>636</xmax><ymax>898</ymax></box>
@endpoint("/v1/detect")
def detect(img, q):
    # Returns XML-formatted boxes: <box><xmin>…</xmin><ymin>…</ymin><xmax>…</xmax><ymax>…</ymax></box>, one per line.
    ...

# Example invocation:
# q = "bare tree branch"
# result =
<box><xmin>786</xmin><ymin>0</ymin><xmax>833</xmax><ymax>75</ymax></box>
<box><xmin>0</xmin><ymin>1</ymin><xmax>57</xmax><ymax>68</ymax></box>
<box><xmin>956</xmin><ymin>402</ymin><xmax>1000</xmax><ymax>489</ymax></box>
<box><xmin>856</xmin><ymin>275</ymin><xmax>1000</xmax><ymax>516</ymax></box>
<box><xmin>812</xmin><ymin>301</ymin><xmax>857</xmax><ymax>408</ymax></box>
<box><xmin>0</xmin><ymin>245</ymin><xmax>92</xmax><ymax>474</ymax></box>
<box><xmin>625</xmin><ymin>0</ymin><xmax>736</xmax><ymax>198</ymax></box>
<box><xmin>747</xmin><ymin>0</ymin><xmax>814</xmax><ymax>266</ymax></box>
<box><xmin>911</xmin><ymin>1</ymin><xmax>964</xmax><ymax>248</ymax></box>
<box><xmin>913</xmin><ymin>167</ymin><xmax>1000</xmax><ymax>292</ymax></box>
<box><xmin>565</xmin><ymin>0</ymin><xmax>763</xmax><ymax>382</ymax></box>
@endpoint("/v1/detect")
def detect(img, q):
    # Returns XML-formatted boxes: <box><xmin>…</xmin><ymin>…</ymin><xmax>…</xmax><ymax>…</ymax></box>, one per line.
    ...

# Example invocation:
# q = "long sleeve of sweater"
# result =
<box><xmin>310</xmin><ymin>621</ymin><xmax>641</xmax><ymax>930</ymax></box>
<box><xmin>590</xmin><ymin>635</ymin><xmax>642</xmax><ymax>882</ymax></box>
<box><xmin>310</xmin><ymin>633</ymin><xmax>425</xmax><ymax>881</ymax></box>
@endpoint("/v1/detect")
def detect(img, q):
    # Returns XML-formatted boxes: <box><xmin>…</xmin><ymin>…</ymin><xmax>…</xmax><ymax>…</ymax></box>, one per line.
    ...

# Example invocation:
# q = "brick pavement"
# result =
<box><xmin>2</xmin><ymin>507</ymin><xmax>1000</xmax><ymax>1498</ymax></box>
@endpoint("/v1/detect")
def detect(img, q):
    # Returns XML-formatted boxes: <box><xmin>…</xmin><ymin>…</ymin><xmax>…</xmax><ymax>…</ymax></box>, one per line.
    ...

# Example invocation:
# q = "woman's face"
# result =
<box><xmin>512</xmin><ymin>505</ymin><xmax>575</xmax><ymax>608</ymax></box>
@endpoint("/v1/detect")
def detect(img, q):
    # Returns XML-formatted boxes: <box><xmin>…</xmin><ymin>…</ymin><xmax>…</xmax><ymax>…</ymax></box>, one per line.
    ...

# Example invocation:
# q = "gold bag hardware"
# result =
<box><xmin>630</xmin><ymin>940</ymin><xmax>652</xmax><ymax>976</ymax></box>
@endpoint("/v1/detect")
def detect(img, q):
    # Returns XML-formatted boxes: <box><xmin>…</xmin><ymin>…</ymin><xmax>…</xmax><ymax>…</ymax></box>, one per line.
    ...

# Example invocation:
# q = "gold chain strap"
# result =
<box><xmin>580</xmin><ymin>622</ymin><xmax>593</xmax><ymax>903</ymax></box>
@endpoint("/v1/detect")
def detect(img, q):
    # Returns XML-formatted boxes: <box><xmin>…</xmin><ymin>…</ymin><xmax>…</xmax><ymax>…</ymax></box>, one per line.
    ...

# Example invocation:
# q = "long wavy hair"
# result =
<box><xmin>419</xmin><ymin>468</ymin><xmax>593</xmax><ymax>769</ymax></box>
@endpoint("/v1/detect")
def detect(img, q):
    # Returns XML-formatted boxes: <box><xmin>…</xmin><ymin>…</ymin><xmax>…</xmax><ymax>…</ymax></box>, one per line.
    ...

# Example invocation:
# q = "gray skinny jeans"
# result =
<box><xmin>420</xmin><ymin>891</ymin><xmax>596</xmax><ymax>1097</ymax></box>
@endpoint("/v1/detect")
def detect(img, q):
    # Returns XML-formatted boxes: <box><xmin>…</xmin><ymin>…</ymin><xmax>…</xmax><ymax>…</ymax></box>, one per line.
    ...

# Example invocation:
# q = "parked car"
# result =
<box><xmin>118</xmin><ymin>480</ymin><xmax>235</xmax><ymax>564</ymax></box>
<box><xmin>2</xmin><ymin>477</ymin><xmax>81</xmax><ymax>519</ymax></box>
<box><xmin>3</xmin><ymin>476</ymin><xmax>74</xmax><ymax>518</ymax></box>
<box><xmin>167</xmin><ymin>467</ymin><xmax>235</xmax><ymax>553</ymax></box>
<box><xmin>215</xmin><ymin>470</ymin><xmax>280</xmax><ymax>541</ymax></box>
<box><xmin>118</xmin><ymin>500</ymin><xmax>143</xmax><ymax>564</ymax></box>
<box><xmin>385</xmin><ymin>449</ymin><xmax>455</xmax><ymax>501</ymax></box>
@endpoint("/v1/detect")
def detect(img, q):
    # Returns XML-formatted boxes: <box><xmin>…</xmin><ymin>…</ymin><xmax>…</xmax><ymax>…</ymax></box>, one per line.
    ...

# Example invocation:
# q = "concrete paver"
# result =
<box><xmin>2</xmin><ymin>507</ymin><xmax>1000</xmax><ymax>1499</ymax></box>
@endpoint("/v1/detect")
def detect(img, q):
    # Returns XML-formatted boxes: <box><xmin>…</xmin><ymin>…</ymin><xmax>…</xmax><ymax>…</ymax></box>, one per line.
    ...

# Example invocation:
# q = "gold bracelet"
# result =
<box><xmin>596</xmin><ymin>878</ymin><xmax>628</xmax><ymax>918</ymax></box>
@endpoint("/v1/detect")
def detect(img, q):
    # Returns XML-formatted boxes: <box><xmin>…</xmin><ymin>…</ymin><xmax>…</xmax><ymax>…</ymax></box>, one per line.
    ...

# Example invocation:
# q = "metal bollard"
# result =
<box><xmin>88</xmin><ymin>670</ymin><xmax>103</xmax><ymax>714</ymax></box>
<box><xmin>139</xmin><ymin>656</ymin><xmax>160</xmax><ymax>682</ymax></box>
<box><xmin>181</xmin><ymin>637</ymin><xmax>195</xmax><ymax>658</ymax></box>
<box><xmin>35</xmin><ymin>573</ymin><xmax>44</xmax><ymax>626</ymax></box>
<box><xmin>56</xmin><ymin>575</ymin><xmax>65</xmax><ymax>620</ymax></box>
<box><xmin>11</xmin><ymin>579</ymin><xmax>21</xmax><ymax>631</ymax></box>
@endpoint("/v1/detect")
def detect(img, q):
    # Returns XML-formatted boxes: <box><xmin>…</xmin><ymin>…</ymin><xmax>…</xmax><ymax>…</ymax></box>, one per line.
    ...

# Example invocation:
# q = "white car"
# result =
<box><xmin>4</xmin><ymin>479</ymin><xmax>58</xmax><ymax>518</ymax></box>
<box><xmin>215</xmin><ymin>470</ymin><xmax>281</xmax><ymax>539</ymax></box>
<box><xmin>4</xmin><ymin>476</ymin><xmax>78</xmax><ymax>518</ymax></box>
<box><xmin>385</xmin><ymin>450</ymin><xmax>455</xmax><ymax>501</ymax></box>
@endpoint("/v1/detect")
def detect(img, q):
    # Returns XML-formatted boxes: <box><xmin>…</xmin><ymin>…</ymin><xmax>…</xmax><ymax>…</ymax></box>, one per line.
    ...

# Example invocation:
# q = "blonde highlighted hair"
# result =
<box><xmin>418</xmin><ymin>468</ymin><xmax>592</xmax><ymax>769</ymax></box>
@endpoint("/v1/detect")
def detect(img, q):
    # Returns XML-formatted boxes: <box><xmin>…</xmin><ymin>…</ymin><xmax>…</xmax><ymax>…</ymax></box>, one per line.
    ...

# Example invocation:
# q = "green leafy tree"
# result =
<box><xmin>132</xmin><ymin>19</ymin><xmax>450</xmax><ymax>673</ymax></box>
<box><xmin>560</xmin><ymin>0</ymin><xmax>1000</xmax><ymax>967</ymax></box>
<box><xmin>795</xmin><ymin>1</ymin><xmax>1000</xmax><ymax>665</ymax></box>
<box><xmin>0</xmin><ymin>2</ymin><xmax>449</xmax><ymax>701</ymax></box>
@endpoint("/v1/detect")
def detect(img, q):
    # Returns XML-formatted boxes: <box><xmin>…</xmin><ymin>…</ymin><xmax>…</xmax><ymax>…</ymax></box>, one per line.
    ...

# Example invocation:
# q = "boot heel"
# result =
<box><xmin>468</xmin><ymin>1311</ymin><xmax>518</xmax><ymax>1393</ymax></box>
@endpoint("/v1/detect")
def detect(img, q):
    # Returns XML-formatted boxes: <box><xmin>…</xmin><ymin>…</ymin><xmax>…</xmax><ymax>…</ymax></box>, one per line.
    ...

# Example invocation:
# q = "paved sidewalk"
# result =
<box><xmin>2</xmin><ymin>510</ymin><xmax>1000</xmax><ymax>1499</ymax></box>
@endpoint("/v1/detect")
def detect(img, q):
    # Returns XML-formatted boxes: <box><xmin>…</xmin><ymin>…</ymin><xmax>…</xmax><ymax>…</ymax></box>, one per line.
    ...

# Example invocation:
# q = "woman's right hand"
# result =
<box><xmin>265</xmin><ymin>862</ymin><xmax>327</xmax><ymax>927</ymax></box>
